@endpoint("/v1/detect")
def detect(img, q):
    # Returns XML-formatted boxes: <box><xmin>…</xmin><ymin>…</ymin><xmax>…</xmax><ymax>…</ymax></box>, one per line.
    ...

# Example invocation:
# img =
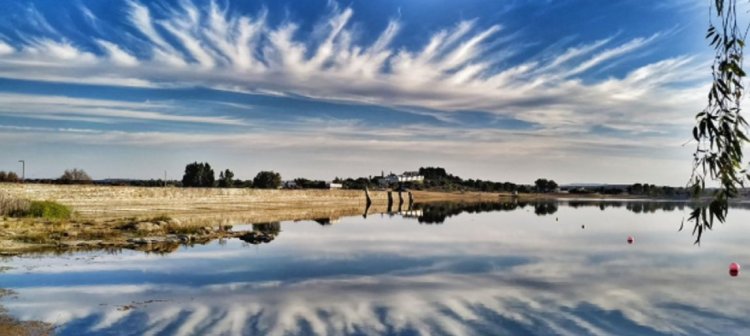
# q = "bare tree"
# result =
<box><xmin>59</xmin><ymin>168</ymin><xmax>92</xmax><ymax>184</ymax></box>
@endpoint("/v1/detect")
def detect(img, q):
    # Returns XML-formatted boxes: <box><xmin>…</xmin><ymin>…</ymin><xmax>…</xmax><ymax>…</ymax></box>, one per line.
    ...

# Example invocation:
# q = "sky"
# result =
<box><xmin>0</xmin><ymin>0</ymin><xmax>720</xmax><ymax>185</ymax></box>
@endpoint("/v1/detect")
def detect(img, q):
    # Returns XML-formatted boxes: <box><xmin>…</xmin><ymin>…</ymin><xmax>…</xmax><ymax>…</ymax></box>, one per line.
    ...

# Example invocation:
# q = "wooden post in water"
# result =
<box><xmin>387</xmin><ymin>191</ymin><xmax>393</xmax><ymax>213</ymax></box>
<box><xmin>362</xmin><ymin>201</ymin><xmax>371</xmax><ymax>219</ymax></box>
<box><xmin>364</xmin><ymin>187</ymin><xmax>372</xmax><ymax>208</ymax></box>
<box><xmin>398</xmin><ymin>191</ymin><xmax>404</xmax><ymax>208</ymax></box>
<box><xmin>408</xmin><ymin>191</ymin><xmax>414</xmax><ymax>207</ymax></box>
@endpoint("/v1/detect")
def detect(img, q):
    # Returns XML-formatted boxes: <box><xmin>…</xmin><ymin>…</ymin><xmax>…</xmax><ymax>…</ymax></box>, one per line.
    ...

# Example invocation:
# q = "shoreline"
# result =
<box><xmin>0</xmin><ymin>183</ymin><xmax>705</xmax><ymax>255</ymax></box>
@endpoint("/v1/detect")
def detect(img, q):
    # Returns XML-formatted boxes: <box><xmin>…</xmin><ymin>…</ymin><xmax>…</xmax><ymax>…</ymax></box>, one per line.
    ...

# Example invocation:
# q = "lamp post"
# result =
<box><xmin>18</xmin><ymin>160</ymin><xmax>24</xmax><ymax>183</ymax></box>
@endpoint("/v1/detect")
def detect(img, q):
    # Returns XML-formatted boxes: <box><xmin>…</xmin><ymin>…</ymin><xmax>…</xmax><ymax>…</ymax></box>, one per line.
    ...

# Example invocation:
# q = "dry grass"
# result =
<box><xmin>0</xmin><ymin>192</ymin><xmax>30</xmax><ymax>217</ymax></box>
<box><xmin>0</xmin><ymin>184</ymin><xmax>382</xmax><ymax>219</ymax></box>
<box><xmin>0</xmin><ymin>183</ymin><xmax>528</xmax><ymax>254</ymax></box>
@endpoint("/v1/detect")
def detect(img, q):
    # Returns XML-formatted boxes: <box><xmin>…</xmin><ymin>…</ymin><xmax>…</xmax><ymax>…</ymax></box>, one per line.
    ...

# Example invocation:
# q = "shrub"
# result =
<box><xmin>0</xmin><ymin>193</ymin><xmax>30</xmax><ymax>217</ymax></box>
<box><xmin>27</xmin><ymin>201</ymin><xmax>72</xmax><ymax>220</ymax></box>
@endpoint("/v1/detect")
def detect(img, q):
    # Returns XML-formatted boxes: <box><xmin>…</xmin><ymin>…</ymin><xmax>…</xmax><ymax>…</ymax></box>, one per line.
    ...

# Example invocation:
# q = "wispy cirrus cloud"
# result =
<box><xmin>0</xmin><ymin>93</ymin><xmax>244</xmax><ymax>125</ymax></box>
<box><xmin>0</xmin><ymin>0</ymin><xmax>712</xmax><ymax>183</ymax></box>
<box><xmin>0</xmin><ymin>0</ymin><xmax>707</xmax><ymax>133</ymax></box>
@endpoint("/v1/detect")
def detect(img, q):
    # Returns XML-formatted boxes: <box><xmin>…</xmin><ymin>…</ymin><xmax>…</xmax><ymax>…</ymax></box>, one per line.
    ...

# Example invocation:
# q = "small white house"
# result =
<box><xmin>379</xmin><ymin>171</ymin><xmax>424</xmax><ymax>187</ymax></box>
<box><xmin>326</xmin><ymin>182</ymin><xmax>343</xmax><ymax>189</ymax></box>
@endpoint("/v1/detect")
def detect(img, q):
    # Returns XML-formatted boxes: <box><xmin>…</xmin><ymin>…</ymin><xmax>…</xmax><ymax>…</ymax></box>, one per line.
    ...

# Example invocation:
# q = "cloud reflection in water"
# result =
<box><xmin>3</xmin><ymin>201</ymin><xmax>750</xmax><ymax>335</ymax></box>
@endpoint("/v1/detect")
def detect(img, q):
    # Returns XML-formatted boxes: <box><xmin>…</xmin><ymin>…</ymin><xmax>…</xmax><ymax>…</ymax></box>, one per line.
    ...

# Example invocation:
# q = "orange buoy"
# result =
<box><xmin>627</xmin><ymin>236</ymin><xmax>634</xmax><ymax>244</ymax></box>
<box><xmin>730</xmin><ymin>263</ymin><xmax>741</xmax><ymax>277</ymax></box>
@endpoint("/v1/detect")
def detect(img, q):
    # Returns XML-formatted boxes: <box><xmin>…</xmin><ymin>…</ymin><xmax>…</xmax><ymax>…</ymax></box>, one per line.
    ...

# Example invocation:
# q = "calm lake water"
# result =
<box><xmin>2</xmin><ymin>200</ymin><xmax>750</xmax><ymax>335</ymax></box>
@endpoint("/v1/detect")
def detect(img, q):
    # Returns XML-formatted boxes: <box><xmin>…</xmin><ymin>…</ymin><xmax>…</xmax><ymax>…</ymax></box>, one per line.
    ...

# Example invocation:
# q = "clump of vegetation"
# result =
<box><xmin>0</xmin><ymin>193</ymin><xmax>71</xmax><ymax>220</ymax></box>
<box><xmin>0</xmin><ymin>193</ymin><xmax>30</xmax><ymax>217</ymax></box>
<box><xmin>146</xmin><ymin>214</ymin><xmax>172</xmax><ymax>222</ymax></box>
<box><xmin>27</xmin><ymin>201</ymin><xmax>72</xmax><ymax>220</ymax></box>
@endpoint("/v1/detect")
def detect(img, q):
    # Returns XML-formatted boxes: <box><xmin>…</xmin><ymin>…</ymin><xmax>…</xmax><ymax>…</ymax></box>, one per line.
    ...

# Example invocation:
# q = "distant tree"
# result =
<box><xmin>419</xmin><ymin>167</ymin><xmax>449</xmax><ymax>180</ymax></box>
<box><xmin>253</xmin><ymin>171</ymin><xmax>281</xmax><ymax>189</ymax></box>
<box><xmin>293</xmin><ymin>178</ymin><xmax>327</xmax><ymax>189</ymax></box>
<box><xmin>342</xmin><ymin>177</ymin><xmax>371</xmax><ymax>190</ymax></box>
<box><xmin>534</xmin><ymin>178</ymin><xmax>558</xmax><ymax>193</ymax></box>
<box><xmin>0</xmin><ymin>171</ymin><xmax>18</xmax><ymax>182</ymax></box>
<box><xmin>182</xmin><ymin>162</ymin><xmax>215</xmax><ymax>187</ymax></box>
<box><xmin>59</xmin><ymin>168</ymin><xmax>92</xmax><ymax>184</ymax></box>
<box><xmin>218</xmin><ymin>169</ymin><xmax>235</xmax><ymax>188</ymax></box>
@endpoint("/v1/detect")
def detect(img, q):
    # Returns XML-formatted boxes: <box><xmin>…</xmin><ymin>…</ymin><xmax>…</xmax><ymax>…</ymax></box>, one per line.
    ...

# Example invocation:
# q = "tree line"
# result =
<box><xmin>0</xmin><ymin>171</ymin><xmax>20</xmax><ymax>182</ymax></box>
<box><xmin>181</xmin><ymin>162</ymin><xmax>281</xmax><ymax>189</ymax></box>
<box><xmin>326</xmin><ymin>166</ymin><xmax>558</xmax><ymax>193</ymax></box>
<box><xmin>1</xmin><ymin>163</ymin><xmax>697</xmax><ymax>199</ymax></box>
<box><xmin>0</xmin><ymin>168</ymin><xmax>93</xmax><ymax>184</ymax></box>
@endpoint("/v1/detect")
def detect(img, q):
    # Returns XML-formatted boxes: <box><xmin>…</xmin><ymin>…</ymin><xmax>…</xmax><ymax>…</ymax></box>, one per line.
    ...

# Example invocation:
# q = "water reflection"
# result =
<box><xmin>410</xmin><ymin>200</ymin><xmax>704</xmax><ymax>224</ymax></box>
<box><xmin>237</xmin><ymin>223</ymin><xmax>281</xmax><ymax>245</ymax></box>
<box><xmin>2</xmin><ymin>202</ymin><xmax>750</xmax><ymax>335</ymax></box>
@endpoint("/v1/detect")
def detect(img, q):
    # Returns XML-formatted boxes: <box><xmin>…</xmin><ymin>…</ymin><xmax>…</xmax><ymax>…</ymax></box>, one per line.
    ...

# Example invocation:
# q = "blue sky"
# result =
<box><xmin>0</xmin><ymin>0</ymin><xmax>719</xmax><ymax>184</ymax></box>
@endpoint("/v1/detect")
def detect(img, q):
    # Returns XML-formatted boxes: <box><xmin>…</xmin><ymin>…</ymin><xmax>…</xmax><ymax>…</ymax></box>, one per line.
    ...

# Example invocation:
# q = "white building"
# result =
<box><xmin>326</xmin><ymin>182</ymin><xmax>343</xmax><ymax>189</ymax></box>
<box><xmin>379</xmin><ymin>171</ymin><xmax>424</xmax><ymax>187</ymax></box>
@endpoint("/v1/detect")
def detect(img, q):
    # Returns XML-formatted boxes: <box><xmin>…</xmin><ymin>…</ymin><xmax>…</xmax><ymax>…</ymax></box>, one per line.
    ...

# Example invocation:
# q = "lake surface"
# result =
<box><xmin>2</xmin><ymin>200</ymin><xmax>750</xmax><ymax>335</ymax></box>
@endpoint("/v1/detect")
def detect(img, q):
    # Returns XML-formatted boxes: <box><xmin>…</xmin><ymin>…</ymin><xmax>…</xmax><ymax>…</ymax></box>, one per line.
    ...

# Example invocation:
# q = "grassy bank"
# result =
<box><xmin>1</xmin><ymin>183</ymin><xmax>384</xmax><ymax>219</ymax></box>
<box><xmin>0</xmin><ymin>183</ymin><xmax>647</xmax><ymax>255</ymax></box>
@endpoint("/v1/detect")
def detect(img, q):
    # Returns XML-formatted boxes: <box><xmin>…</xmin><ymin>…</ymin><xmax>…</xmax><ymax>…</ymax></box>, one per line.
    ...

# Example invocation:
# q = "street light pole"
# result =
<box><xmin>18</xmin><ymin>160</ymin><xmax>25</xmax><ymax>183</ymax></box>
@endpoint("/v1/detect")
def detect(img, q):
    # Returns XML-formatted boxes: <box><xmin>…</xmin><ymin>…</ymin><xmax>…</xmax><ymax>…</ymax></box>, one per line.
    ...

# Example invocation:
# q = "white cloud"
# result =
<box><xmin>6</xmin><ymin>208</ymin><xmax>750</xmax><ymax>335</ymax></box>
<box><xmin>0</xmin><ymin>0</ymin><xmax>709</xmax><ymax>135</ymax></box>
<box><xmin>564</xmin><ymin>34</ymin><xmax>659</xmax><ymax>78</ymax></box>
<box><xmin>26</xmin><ymin>39</ymin><xmax>96</xmax><ymax>62</ymax></box>
<box><xmin>0</xmin><ymin>93</ymin><xmax>244</xmax><ymax>125</ymax></box>
<box><xmin>0</xmin><ymin>41</ymin><xmax>13</xmax><ymax>55</ymax></box>
<box><xmin>95</xmin><ymin>40</ymin><xmax>139</xmax><ymax>67</ymax></box>
<box><xmin>0</xmin><ymin>0</ymin><xmax>715</xmax><ymax>184</ymax></box>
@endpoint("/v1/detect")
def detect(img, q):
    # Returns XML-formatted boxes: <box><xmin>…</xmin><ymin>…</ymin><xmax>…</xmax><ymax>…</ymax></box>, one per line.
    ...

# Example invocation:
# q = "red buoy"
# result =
<box><xmin>730</xmin><ymin>263</ymin><xmax>741</xmax><ymax>277</ymax></box>
<box><xmin>627</xmin><ymin>236</ymin><xmax>634</xmax><ymax>244</ymax></box>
